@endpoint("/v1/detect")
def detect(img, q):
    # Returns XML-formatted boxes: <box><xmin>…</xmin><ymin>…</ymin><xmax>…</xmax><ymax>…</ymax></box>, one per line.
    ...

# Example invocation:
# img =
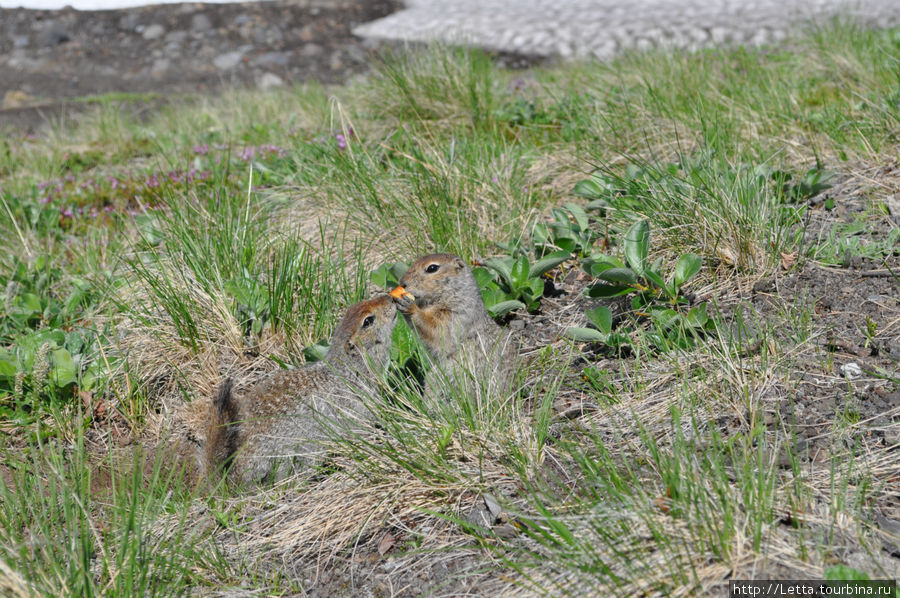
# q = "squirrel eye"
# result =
<box><xmin>425</xmin><ymin>263</ymin><xmax>440</xmax><ymax>273</ymax></box>
<box><xmin>362</xmin><ymin>315</ymin><xmax>376</xmax><ymax>328</ymax></box>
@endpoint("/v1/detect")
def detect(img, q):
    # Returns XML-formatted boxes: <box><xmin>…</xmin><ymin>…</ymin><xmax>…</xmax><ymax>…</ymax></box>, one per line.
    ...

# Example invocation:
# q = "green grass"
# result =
<box><xmin>0</xmin><ymin>20</ymin><xmax>897</xmax><ymax>597</ymax></box>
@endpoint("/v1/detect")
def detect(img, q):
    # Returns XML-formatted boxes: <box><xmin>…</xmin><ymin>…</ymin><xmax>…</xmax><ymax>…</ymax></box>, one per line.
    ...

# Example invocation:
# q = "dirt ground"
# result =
<box><xmin>0</xmin><ymin>0</ymin><xmax>400</xmax><ymax>131</ymax></box>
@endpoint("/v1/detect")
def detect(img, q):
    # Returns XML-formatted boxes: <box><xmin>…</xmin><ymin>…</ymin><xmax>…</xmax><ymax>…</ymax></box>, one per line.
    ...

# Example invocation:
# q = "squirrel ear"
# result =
<box><xmin>454</xmin><ymin>256</ymin><xmax>465</xmax><ymax>270</ymax></box>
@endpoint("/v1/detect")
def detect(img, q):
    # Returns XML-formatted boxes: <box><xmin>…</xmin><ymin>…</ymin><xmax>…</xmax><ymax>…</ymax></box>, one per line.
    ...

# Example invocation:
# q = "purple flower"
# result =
<box><xmin>38</xmin><ymin>196</ymin><xmax>51</xmax><ymax>205</ymax></box>
<box><xmin>62</xmin><ymin>208</ymin><xmax>74</xmax><ymax>218</ymax></box>
<box><xmin>193</xmin><ymin>144</ymin><xmax>209</xmax><ymax>155</ymax></box>
<box><xmin>492</xmin><ymin>176</ymin><xmax>499</xmax><ymax>184</ymax></box>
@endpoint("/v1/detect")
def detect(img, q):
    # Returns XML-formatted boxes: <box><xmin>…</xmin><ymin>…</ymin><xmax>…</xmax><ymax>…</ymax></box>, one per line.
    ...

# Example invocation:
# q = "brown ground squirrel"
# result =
<box><xmin>205</xmin><ymin>294</ymin><xmax>397</xmax><ymax>487</ymax></box>
<box><xmin>392</xmin><ymin>253</ymin><xmax>516</xmax><ymax>402</ymax></box>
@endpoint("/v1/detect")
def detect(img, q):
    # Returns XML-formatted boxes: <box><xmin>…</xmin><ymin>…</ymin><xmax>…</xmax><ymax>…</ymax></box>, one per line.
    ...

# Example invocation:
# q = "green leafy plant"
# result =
<box><xmin>369</xmin><ymin>262</ymin><xmax>409</xmax><ymax>289</ymax></box>
<box><xmin>566</xmin><ymin>220</ymin><xmax>714</xmax><ymax>351</ymax></box>
<box><xmin>476</xmin><ymin>249</ymin><xmax>571</xmax><ymax>315</ymax></box>
<box><xmin>532</xmin><ymin>203</ymin><xmax>604</xmax><ymax>258</ymax></box>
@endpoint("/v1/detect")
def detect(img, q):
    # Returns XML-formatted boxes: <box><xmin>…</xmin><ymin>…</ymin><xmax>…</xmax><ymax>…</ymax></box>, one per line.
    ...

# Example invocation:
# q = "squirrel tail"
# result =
<box><xmin>205</xmin><ymin>378</ymin><xmax>240</xmax><ymax>480</ymax></box>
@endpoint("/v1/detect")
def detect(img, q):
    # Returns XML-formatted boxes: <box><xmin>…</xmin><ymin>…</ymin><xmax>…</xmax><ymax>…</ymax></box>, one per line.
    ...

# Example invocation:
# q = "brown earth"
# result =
<box><xmin>0</xmin><ymin>0</ymin><xmax>400</xmax><ymax>131</ymax></box>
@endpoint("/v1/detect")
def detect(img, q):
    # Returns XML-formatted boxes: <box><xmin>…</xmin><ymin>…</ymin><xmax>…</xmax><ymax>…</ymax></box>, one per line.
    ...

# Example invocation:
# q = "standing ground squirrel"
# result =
<box><xmin>205</xmin><ymin>294</ymin><xmax>397</xmax><ymax>487</ymax></box>
<box><xmin>392</xmin><ymin>253</ymin><xmax>516</xmax><ymax>401</ymax></box>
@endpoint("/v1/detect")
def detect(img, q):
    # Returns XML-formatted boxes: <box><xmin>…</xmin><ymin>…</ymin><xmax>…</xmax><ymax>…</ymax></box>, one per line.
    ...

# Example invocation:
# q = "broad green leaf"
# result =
<box><xmin>531</xmin><ymin>222</ymin><xmax>550</xmax><ymax>245</ymax></box>
<box><xmin>650</xmin><ymin>308</ymin><xmax>680</xmax><ymax>330</ymax></box>
<box><xmin>563</xmin><ymin>327</ymin><xmax>608</xmax><ymax>342</ymax></box>
<box><xmin>511</xmin><ymin>255</ymin><xmax>530</xmax><ymax>289</ymax></box>
<box><xmin>369</xmin><ymin>264</ymin><xmax>396</xmax><ymax>288</ymax></box>
<box><xmin>529</xmin><ymin>250</ymin><xmax>570</xmax><ymax>278</ymax></box>
<box><xmin>585</xmin><ymin>284</ymin><xmax>633</xmax><ymax>298</ymax></box>
<box><xmin>583</xmin><ymin>254</ymin><xmax>625</xmax><ymax>276</ymax></box>
<box><xmin>624</xmin><ymin>220</ymin><xmax>650</xmax><ymax>276</ymax></box>
<box><xmin>563</xmin><ymin>203</ymin><xmax>589</xmax><ymax>231</ymax></box>
<box><xmin>0</xmin><ymin>355</ymin><xmax>17</xmax><ymax>379</ymax></box>
<box><xmin>643</xmin><ymin>270</ymin><xmax>668</xmax><ymax>295</ymax></box>
<box><xmin>824</xmin><ymin>565</ymin><xmax>869</xmax><ymax>582</ymax></box>
<box><xmin>674</xmin><ymin>253</ymin><xmax>702</xmax><ymax>287</ymax></box>
<box><xmin>586</xmin><ymin>306</ymin><xmax>612</xmax><ymax>334</ymax></box>
<box><xmin>471</xmin><ymin>267</ymin><xmax>496</xmax><ymax>290</ymax></box>
<box><xmin>484</xmin><ymin>256</ymin><xmax>515</xmax><ymax>289</ymax></box>
<box><xmin>555</xmin><ymin>238</ymin><xmax>577</xmax><ymax>254</ymax></box>
<box><xmin>17</xmin><ymin>293</ymin><xmax>42</xmax><ymax>316</ymax></box>
<box><xmin>50</xmin><ymin>348</ymin><xmax>77</xmax><ymax>387</ymax></box>
<box><xmin>487</xmin><ymin>300</ymin><xmax>525</xmax><ymax>317</ymax></box>
<box><xmin>572</xmin><ymin>178</ymin><xmax>606</xmax><ymax>200</ymax></box>
<box><xmin>687</xmin><ymin>303</ymin><xmax>709</xmax><ymax>327</ymax></box>
<box><xmin>596</xmin><ymin>267</ymin><xmax>638</xmax><ymax>286</ymax></box>
<box><xmin>302</xmin><ymin>341</ymin><xmax>330</xmax><ymax>363</ymax></box>
<box><xmin>481</xmin><ymin>286</ymin><xmax>510</xmax><ymax>307</ymax></box>
<box><xmin>526</xmin><ymin>277</ymin><xmax>544</xmax><ymax>300</ymax></box>
<box><xmin>606</xmin><ymin>333</ymin><xmax>631</xmax><ymax>347</ymax></box>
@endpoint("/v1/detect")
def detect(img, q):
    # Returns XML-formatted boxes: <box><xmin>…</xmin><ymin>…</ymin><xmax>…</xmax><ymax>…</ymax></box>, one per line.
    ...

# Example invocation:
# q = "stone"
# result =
<box><xmin>840</xmin><ymin>362</ymin><xmax>863</xmax><ymax>380</ymax></box>
<box><xmin>191</xmin><ymin>13</ymin><xmax>213</xmax><ymax>32</ymax></box>
<box><xmin>142</xmin><ymin>24</ymin><xmax>165</xmax><ymax>41</ymax></box>
<box><xmin>253</xmin><ymin>26</ymin><xmax>284</xmax><ymax>45</ymax></box>
<box><xmin>213</xmin><ymin>51</ymin><xmax>244</xmax><ymax>70</ymax></box>
<box><xmin>12</xmin><ymin>35</ymin><xmax>30</xmax><ymax>48</ymax></box>
<box><xmin>299</xmin><ymin>43</ymin><xmax>323</xmax><ymax>57</ymax></box>
<box><xmin>118</xmin><ymin>13</ymin><xmax>140</xmax><ymax>32</ymax></box>
<box><xmin>254</xmin><ymin>51</ymin><xmax>291</xmax><ymax>67</ymax></box>
<box><xmin>258</xmin><ymin>72</ymin><xmax>284</xmax><ymax>90</ymax></box>
<box><xmin>37</xmin><ymin>23</ymin><xmax>70</xmax><ymax>46</ymax></box>
<box><xmin>164</xmin><ymin>30</ymin><xmax>188</xmax><ymax>44</ymax></box>
<box><xmin>151</xmin><ymin>58</ymin><xmax>170</xmax><ymax>74</ymax></box>
<box><xmin>233</xmin><ymin>13</ymin><xmax>253</xmax><ymax>28</ymax></box>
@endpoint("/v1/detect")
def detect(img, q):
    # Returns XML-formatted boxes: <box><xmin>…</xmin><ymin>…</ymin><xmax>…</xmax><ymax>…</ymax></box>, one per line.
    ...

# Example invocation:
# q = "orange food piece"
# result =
<box><xmin>389</xmin><ymin>286</ymin><xmax>415</xmax><ymax>301</ymax></box>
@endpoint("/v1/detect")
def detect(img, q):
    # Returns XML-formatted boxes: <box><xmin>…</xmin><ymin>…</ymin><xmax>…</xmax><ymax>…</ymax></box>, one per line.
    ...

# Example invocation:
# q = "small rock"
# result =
<box><xmin>191</xmin><ymin>13</ymin><xmax>212</xmax><ymax>32</ymax></box>
<box><xmin>164</xmin><ymin>30</ymin><xmax>188</xmax><ymax>44</ymax></box>
<box><xmin>258</xmin><ymin>72</ymin><xmax>284</xmax><ymax>90</ymax></box>
<box><xmin>298</xmin><ymin>24</ymin><xmax>316</xmax><ymax>42</ymax></box>
<box><xmin>840</xmin><ymin>362</ymin><xmax>863</xmax><ymax>380</ymax></box>
<box><xmin>253</xmin><ymin>26</ymin><xmax>284</xmax><ymax>45</ymax></box>
<box><xmin>465</xmin><ymin>494</ymin><xmax>503</xmax><ymax>533</ymax></box>
<box><xmin>38</xmin><ymin>23</ymin><xmax>70</xmax><ymax>46</ymax></box>
<box><xmin>118</xmin><ymin>13</ymin><xmax>140</xmax><ymax>31</ymax></box>
<box><xmin>299</xmin><ymin>43</ymin><xmax>323</xmax><ymax>57</ymax></box>
<box><xmin>254</xmin><ymin>51</ymin><xmax>290</xmax><ymax>67</ymax></box>
<box><xmin>509</xmin><ymin>319</ymin><xmax>525</xmax><ymax>331</ymax></box>
<box><xmin>213</xmin><ymin>51</ymin><xmax>244</xmax><ymax>70</ymax></box>
<box><xmin>151</xmin><ymin>58</ymin><xmax>170</xmax><ymax>74</ymax></box>
<box><xmin>142</xmin><ymin>24</ymin><xmax>165</xmax><ymax>41</ymax></box>
<box><xmin>12</xmin><ymin>35</ymin><xmax>30</xmax><ymax>48</ymax></box>
<box><xmin>483</xmin><ymin>494</ymin><xmax>502</xmax><ymax>519</ymax></box>
<box><xmin>233</xmin><ymin>13</ymin><xmax>253</xmax><ymax>27</ymax></box>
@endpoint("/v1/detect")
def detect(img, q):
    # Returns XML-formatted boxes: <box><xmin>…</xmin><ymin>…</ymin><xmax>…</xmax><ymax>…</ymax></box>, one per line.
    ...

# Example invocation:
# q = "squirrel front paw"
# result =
<box><xmin>389</xmin><ymin>286</ymin><xmax>416</xmax><ymax>313</ymax></box>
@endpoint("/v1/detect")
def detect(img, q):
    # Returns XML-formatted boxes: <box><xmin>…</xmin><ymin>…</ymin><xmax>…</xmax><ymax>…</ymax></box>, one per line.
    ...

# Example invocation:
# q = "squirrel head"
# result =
<box><xmin>398</xmin><ymin>253</ymin><xmax>481</xmax><ymax>308</ymax></box>
<box><xmin>326</xmin><ymin>294</ymin><xmax>397</xmax><ymax>368</ymax></box>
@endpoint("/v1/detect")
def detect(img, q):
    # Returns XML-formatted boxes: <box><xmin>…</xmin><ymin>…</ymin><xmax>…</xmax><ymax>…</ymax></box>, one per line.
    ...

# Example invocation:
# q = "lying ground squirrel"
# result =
<box><xmin>205</xmin><ymin>294</ymin><xmax>397</xmax><ymax>487</ymax></box>
<box><xmin>392</xmin><ymin>253</ymin><xmax>516</xmax><ymax>402</ymax></box>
